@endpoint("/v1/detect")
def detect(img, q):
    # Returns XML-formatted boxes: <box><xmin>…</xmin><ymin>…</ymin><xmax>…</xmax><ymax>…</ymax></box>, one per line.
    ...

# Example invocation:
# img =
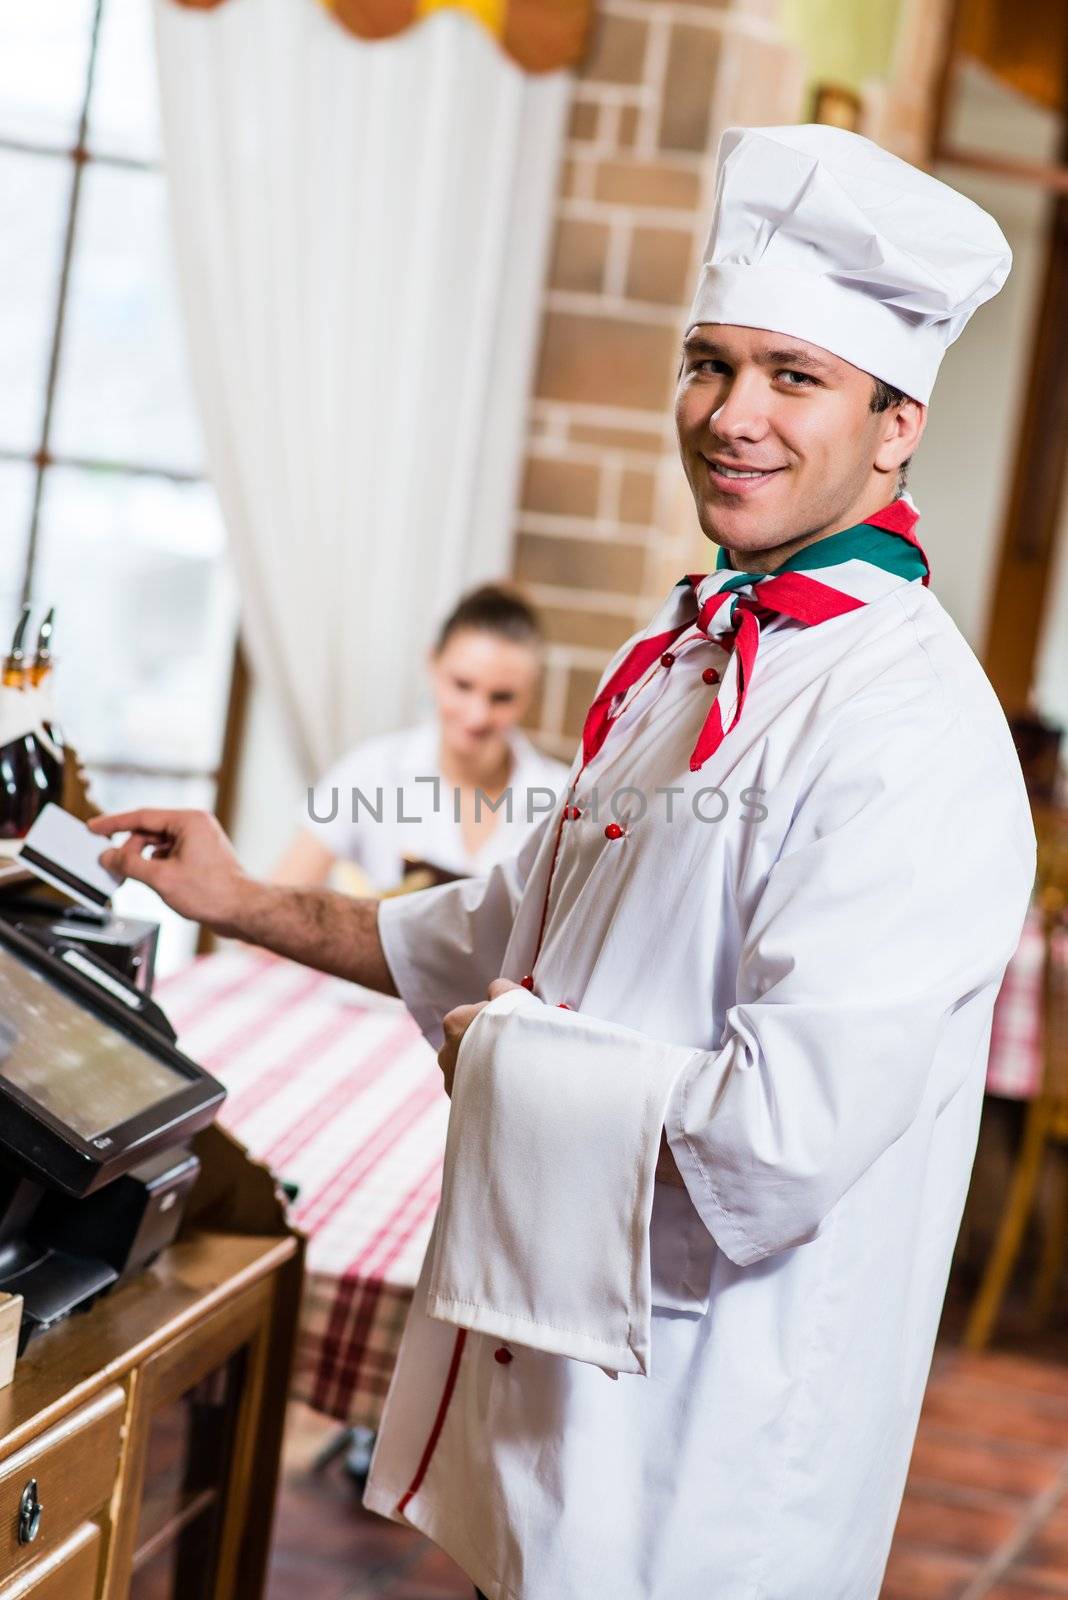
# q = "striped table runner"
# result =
<box><xmin>158</xmin><ymin>947</ymin><xmax>448</xmax><ymax>1431</ymax></box>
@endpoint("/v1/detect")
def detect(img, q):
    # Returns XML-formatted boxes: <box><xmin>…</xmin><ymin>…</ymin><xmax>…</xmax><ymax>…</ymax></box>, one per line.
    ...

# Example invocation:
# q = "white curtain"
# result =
<box><xmin>152</xmin><ymin>0</ymin><xmax>570</xmax><ymax>780</ymax></box>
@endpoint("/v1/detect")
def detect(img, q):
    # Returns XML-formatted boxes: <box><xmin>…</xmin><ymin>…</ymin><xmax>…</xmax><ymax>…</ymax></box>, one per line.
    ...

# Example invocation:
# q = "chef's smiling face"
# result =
<box><xmin>674</xmin><ymin>324</ymin><xmax>924</xmax><ymax>570</ymax></box>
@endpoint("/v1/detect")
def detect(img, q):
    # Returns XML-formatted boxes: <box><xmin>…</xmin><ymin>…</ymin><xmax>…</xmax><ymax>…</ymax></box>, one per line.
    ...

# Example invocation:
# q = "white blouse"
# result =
<box><xmin>304</xmin><ymin>722</ymin><xmax>568</xmax><ymax>889</ymax></box>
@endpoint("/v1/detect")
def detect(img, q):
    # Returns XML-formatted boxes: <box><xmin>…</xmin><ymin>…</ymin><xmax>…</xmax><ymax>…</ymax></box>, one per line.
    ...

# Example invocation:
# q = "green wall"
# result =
<box><xmin>778</xmin><ymin>0</ymin><xmax>902</xmax><ymax>103</ymax></box>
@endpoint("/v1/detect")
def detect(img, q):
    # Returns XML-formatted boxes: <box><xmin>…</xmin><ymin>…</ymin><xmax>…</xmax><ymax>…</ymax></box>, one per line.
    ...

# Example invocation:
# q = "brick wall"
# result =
<box><xmin>515</xmin><ymin>0</ymin><xmax>805</xmax><ymax>759</ymax></box>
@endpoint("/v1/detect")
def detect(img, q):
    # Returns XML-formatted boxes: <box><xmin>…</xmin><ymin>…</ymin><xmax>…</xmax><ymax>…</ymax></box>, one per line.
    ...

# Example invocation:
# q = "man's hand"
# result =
<box><xmin>438</xmin><ymin>978</ymin><xmax>521</xmax><ymax>1097</ymax></box>
<box><xmin>88</xmin><ymin>809</ymin><xmax>251</xmax><ymax>933</ymax></box>
<box><xmin>87</xmin><ymin>808</ymin><xmax>396</xmax><ymax>993</ymax></box>
<box><xmin>436</xmin><ymin>984</ymin><xmax>688</xmax><ymax>1187</ymax></box>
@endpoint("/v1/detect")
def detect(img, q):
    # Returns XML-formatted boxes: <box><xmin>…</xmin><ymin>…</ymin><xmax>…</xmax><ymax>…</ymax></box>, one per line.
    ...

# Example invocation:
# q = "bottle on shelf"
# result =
<box><xmin>29</xmin><ymin>607</ymin><xmax>64</xmax><ymax>807</ymax></box>
<box><xmin>30</xmin><ymin>607</ymin><xmax>63</xmax><ymax>763</ymax></box>
<box><xmin>1</xmin><ymin>605</ymin><xmax>32</xmax><ymax>841</ymax></box>
<box><xmin>0</xmin><ymin>604</ymin><xmax>64</xmax><ymax>843</ymax></box>
<box><xmin>1</xmin><ymin>604</ymin><xmax>29</xmax><ymax>690</ymax></box>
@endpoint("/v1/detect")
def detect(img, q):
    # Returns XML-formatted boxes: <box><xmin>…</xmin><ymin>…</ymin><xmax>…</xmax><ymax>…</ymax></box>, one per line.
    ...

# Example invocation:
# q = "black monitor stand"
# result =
<box><xmin>0</xmin><ymin>1168</ymin><xmax>45</xmax><ymax>1281</ymax></box>
<box><xmin>0</xmin><ymin>1161</ymin><xmax>117</xmax><ymax>1354</ymax></box>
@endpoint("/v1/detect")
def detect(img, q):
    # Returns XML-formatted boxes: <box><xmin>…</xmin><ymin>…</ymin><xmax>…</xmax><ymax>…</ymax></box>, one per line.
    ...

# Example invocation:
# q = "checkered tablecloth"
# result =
<box><xmin>158</xmin><ymin>947</ymin><xmax>448</xmax><ymax>1432</ymax></box>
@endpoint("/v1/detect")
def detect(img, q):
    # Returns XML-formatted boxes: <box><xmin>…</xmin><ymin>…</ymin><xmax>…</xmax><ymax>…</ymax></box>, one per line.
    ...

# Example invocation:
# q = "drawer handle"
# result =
<box><xmin>17</xmin><ymin>1479</ymin><xmax>43</xmax><ymax>1545</ymax></box>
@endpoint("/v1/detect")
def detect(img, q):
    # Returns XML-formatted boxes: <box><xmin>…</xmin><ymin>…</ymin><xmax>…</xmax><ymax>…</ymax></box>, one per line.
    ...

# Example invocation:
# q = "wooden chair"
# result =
<box><xmin>1034</xmin><ymin>802</ymin><xmax>1068</xmax><ymax>905</ymax></box>
<box><xmin>964</xmin><ymin>804</ymin><xmax>1068</xmax><ymax>1349</ymax></box>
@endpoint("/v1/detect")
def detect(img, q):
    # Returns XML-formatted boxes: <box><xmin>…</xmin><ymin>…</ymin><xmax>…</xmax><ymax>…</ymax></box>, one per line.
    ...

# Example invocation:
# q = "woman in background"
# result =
<box><xmin>273</xmin><ymin>585</ymin><xmax>567</xmax><ymax>892</ymax></box>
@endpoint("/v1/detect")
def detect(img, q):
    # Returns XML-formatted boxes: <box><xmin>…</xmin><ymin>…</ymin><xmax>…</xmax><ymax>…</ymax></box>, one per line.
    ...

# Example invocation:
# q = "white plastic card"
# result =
<box><xmin>17</xmin><ymin>804</ymin><xmax>119</xmax><ymax>913</ymax></box>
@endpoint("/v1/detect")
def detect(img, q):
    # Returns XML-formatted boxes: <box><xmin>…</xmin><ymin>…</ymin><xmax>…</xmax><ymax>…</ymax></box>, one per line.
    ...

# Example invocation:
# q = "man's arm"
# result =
<box><xmin>220</xmin><ymin>880</ymin><xmax>396</xmax><ymax>991</ymax></box>
<box><xmin>88</xmin><ymin>809</ymin><xmax>397</xmax><ymax>993</ymax></box>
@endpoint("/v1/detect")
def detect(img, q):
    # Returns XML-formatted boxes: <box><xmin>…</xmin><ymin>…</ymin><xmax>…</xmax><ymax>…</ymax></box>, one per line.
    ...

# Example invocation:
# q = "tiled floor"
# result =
<box><xmin>882</xmin><ymin>1347</ymin><xmax>1068</xmax><ymax>1599</ymax></box>
<box><xmin>267</xmin><ymin>1404</ymin><xmax>472</xmax><ymax>1600</ymax></box>
<box><xmin>268</xmin><ymin>1342</ymin><xmax>1068</xmax><ymax>1600</ymax></box>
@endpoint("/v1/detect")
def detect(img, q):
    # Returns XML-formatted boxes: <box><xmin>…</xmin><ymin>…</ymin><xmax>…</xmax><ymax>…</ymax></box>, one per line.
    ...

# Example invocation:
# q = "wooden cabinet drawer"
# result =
<box><xmin>0</xmin><ymin>1522</ymin><xmax>100</xmax><ymax>1600</ymax></box>
<box><xmin>0</xmin><ymin>1387</ymin><xmax>123</xmax><ymax>1580</ymax></box>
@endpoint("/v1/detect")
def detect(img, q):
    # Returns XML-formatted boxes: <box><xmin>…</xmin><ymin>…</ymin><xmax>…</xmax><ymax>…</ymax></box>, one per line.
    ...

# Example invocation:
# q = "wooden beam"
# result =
<box><xmin>196</xmin><ymin>636</ymin><xmax>249</xmax><ymax>956</ymax></box>
<box><xmin>955</xmin><ymin>0</ymin><xmax>1066</xmax><ymax>113</ymax></box>
<box><xmin>980</xmin><ymin>45</ymin><xmax>1068</xmax><ymax>712</ymax></box>
<box><xmin>937</xmin><ymin>145</ymin><xmax>1068</xmax><ymax>196</ymax></box>
<box><xmin>212</xmin><ymin>635</ymin><xmax>250</xmax><ymax>839</ymax></box>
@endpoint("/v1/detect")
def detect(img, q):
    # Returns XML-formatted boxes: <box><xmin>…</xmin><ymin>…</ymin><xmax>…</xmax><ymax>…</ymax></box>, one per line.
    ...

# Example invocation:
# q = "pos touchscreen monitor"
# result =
<box><xmin>0</xmin><ymin>918</ymin><xmax>225</xmax><ymax>1197</ymax></box>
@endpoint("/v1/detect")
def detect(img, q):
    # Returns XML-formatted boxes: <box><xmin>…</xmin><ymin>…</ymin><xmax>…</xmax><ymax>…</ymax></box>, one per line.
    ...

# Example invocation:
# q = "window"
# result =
<box><xmin>0</xmin><ymin>0</ymin><xmax>236</xmax><ymax>972</ymax></box>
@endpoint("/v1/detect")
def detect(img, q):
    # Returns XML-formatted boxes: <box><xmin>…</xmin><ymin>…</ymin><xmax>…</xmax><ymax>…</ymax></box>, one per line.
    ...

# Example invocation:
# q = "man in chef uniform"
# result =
<box><xmin>92</xmin><ymin>126</ymin><xmax>1036</xmax><ymax>1599</ymax></box>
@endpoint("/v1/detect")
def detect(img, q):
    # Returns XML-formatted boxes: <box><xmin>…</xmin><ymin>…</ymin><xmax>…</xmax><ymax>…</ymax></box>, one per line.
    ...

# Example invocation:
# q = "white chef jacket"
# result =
<box><xmin>363</xmin><ymin>578</ymin><xmax>1035</xmax><ymax>1600</ymax></box>
<box><xmin>305</xmin><ymin>722</ymin><xmax>568</xmax><ymax>889</ymax></box>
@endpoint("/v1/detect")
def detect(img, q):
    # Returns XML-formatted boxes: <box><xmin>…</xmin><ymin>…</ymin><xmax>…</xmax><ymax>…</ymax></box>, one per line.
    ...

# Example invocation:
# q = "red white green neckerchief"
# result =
<box><xmin>522</xmin><ymin>500</ymin><xmax>930</xmax><ymax>987</ymax></box>
<box><xmin>581</xmin><ymin>499</ymin><xmax>930</xmax><ymax>776</ymax></box>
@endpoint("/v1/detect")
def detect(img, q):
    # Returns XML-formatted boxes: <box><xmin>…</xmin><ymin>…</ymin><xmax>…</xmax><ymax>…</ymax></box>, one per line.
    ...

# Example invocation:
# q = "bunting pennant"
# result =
<box><xmin>168</xmin><ymin>0</ymin><xmax>593</xmax><ymax>72</ymax></box>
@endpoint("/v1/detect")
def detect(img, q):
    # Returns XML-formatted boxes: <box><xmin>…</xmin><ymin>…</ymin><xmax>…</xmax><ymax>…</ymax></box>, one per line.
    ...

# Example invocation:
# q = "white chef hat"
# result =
<box><xmin>687</xmin><ymin>124</ymin><xmax>1012</xmax><ymax>404</ymax></box>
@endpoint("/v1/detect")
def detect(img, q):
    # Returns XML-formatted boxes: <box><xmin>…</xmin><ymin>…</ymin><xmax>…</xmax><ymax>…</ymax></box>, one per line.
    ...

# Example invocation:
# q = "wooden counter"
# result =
<box><xmin>0</xmin><ymin>765</ymin><xmax>305</xmax><ymax>1597</ymax></box>
<box><xmin>0</xmin><ymin>1138</ymin><xmax>303</xmax><ymax>1600</ymax></box>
